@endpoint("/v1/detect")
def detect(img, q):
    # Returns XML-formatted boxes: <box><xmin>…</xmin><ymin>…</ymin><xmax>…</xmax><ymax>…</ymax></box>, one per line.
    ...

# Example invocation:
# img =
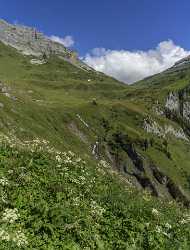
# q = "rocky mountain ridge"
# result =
<box><xmin>0</xmin><ymin>19</ymin><xmax>91</xmax><ymax>70</ymax></box>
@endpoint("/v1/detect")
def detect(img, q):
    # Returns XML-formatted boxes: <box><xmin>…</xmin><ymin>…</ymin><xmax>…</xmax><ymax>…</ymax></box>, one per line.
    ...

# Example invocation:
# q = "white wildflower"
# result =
<box><xmin>152</xmin><ymin>208</ymin><xmax>159</xmax><ymax>216</ymax></box>
<box><xmin>0</xmin><ymin>229</ymin><xmax>10</xmax><ymax>241</ymax></box>
<box><xmin>68</xmin><ymin>151</ymin><xmax>75</xmax><ymax>157</ymax></box>
<box><xmin>73</xmin><ymin>197</ymin><xmax>80</xmax><ymax>206</ymax></box>
<box><xmin>64</xmin><ymin>157</ymin><xmax>72</xmax><ymax>164</ymax></box>
<box><xmin>0</xmin><ymin>177</ymin><xmax>9</xmax><ymax>186</ymax></box>
<box><xmin>12</xmin><ymin>230</ymin><xmax>28</xmax><ymax>247</ymax></box>
<box><xmin>165</xmin><ymin>223</ymin><xmax>172</xmax><ymax>229</ymax></box>
<box><xmin>56</xmin><ymin>155</ymin><xmax>62</xmax><ymax>163</ymax></box>
<box><xmin>2</xmin><ymin>208</ymin><xmax>20</xmax><ymax>224</ymax></box>
<box><xmin>90</xmin><ymin>200</ymin><xmax>105</xmax><ymax>217</ymax></box>
<box><xmin>75</xmin><ymin>157</ymin><xmax>82</xmax><ymax>163</ymax></box>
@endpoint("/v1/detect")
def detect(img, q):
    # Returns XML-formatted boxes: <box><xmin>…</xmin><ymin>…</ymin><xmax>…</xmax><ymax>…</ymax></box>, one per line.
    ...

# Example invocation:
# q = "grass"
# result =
<box><xmin>0</xmin><ymin>41</ymin><xmax>189</xmax><ymax>248</ymax></box>
<box><xmin>0</xmin><ymin>134</ymin><xmax>189</xmax><ymax>249</ymax></box>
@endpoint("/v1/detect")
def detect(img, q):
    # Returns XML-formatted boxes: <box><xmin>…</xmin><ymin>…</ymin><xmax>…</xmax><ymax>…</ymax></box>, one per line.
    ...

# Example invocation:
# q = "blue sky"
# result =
<box><xmin>1</xmin><ymin>0</ymin><xmax>190</xmax><ymax>83</ymax></box>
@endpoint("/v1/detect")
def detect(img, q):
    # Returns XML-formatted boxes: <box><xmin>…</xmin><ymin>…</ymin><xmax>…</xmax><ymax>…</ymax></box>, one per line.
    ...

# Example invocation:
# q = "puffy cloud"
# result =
<box><xmin>84</xmin><ymin>40</ymin><xmax>190</xmax><ymax>84</ymax></box>
<box><xmin>50</xmin><ymin>35</ymin><xmax>75</xmax><ymax>48</ymax></box>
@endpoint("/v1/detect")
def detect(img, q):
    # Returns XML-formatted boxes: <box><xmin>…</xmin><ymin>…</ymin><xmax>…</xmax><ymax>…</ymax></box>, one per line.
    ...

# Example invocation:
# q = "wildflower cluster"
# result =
<box><xmin>12</xmin><ymin>230</ymin><xmax>28</xmax><ymax>247</ymax></box>
<box><xmin>152</xmin><ymin>208</ymin><xmax>160</xmax><ymax>216</ymax></box>
<box><xmin>0</xmin><ymin>228</ymin><xmax>28</xmax><ymax>247</ymax></box>
<box><xmin>0</xmin><ymin>229</ymin><xmax>10</xmax><ymax>241</ymax></box>
<box><xmin>0</xmin><ymin>208</ymin><xmax>28</xmax><ymax>247</ymax></box>
<box><xmin>0</xmin><ymin>132</ymin><xmax>54</xmax><ymax>154</ymax></box>
<box><xmin>53</xmin><ymin>150</ymin><xmax>95</xmax><ymax>187</ymax></box>
<box><xmin>90</xmin><ymin>200</ymin><xmax>106</xmax><ymax>217</ymax></box>
<box><xmin>0</xmin><ymin>132</ymin><xmax>188</xmax><ymax>249</ymax></box>
<box><xmin>2</xmin><ymin>208</ymin><xmax>19</xmax><ymax>224</ymax></box>
<box><xmin>0</xmin><ymin>177</ymin><xmax>9</xmax><ymax>186</ymax></box>
<box><xmin>55</xmin><ymin>150</ymin><xmax>85</xmax><ymax>166</ymax></box>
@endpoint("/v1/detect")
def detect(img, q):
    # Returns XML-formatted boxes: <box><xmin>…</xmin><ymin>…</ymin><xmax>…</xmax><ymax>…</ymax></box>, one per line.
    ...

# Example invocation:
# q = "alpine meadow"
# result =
<box><xmin>0</xmin><ymin>16</ymin><xmax>189</xmax><ymax>250</ymax></box>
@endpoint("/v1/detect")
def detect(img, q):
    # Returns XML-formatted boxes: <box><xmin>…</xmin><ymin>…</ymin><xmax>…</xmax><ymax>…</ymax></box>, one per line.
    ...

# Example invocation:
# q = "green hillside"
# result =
<box><xmin>0</xmin><ymin>40</ymin><xmax>190</xmax><ymax>249</ymax></box>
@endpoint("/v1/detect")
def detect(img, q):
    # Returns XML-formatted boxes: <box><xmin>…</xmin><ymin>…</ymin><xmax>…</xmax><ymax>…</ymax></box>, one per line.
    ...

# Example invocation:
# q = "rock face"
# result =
<box><xmin>143</xmin><ymin>118</ymin><xmax>188</xmax><ymax>141</ymax></box>
<box><xmin>165</xmin><ymin>86</ymin><xmax>190</xmax><ymax>124</ymax></box>
<box><xmin>0</xmin><ymin>19</ymin><xmax>68</xmax><ymax>57</ymax></box>
<box><xmin>165</xmin><ymin>92</ymin><xmax>180</xmax><ymax>113</ymax></box>
<box><xmin>173</xmin><ymin>55</ymin><xmax>190</xmax><ymax>69</ymax></box>
<box><xmin>183</xmin><ymin>101</ymin><xmax>190</xmax><ymax>122</ymax></box>
<box><xmin>30</xmin><ymin>59</ymin><xmax>46</xmax><ymax>65</ymax></box>
<box><xmin>151</xmin><ymin>164</ymin><xmax>190</xmax><ymax>207</ymax></box>
<box><xmin>0</xmin><ymin>19</ymin><xmax>91</xmax><ymax>70</ymax></box>
<box><xmin>106</xmin><ymin>133</ymin><xmax>190</xmax><ymax>206</ymax></box>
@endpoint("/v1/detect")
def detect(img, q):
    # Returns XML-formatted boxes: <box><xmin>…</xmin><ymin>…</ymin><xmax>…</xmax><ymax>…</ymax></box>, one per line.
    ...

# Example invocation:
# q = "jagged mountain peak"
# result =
<box><xmin>0</xmin><ymin>19</ymin><xmax>68</xmax><ymax>56</ymax></box>
<box><xmin>0</xmin><ymin>19</ymin><xmax>91</xmax><ymax>70</ymax></box>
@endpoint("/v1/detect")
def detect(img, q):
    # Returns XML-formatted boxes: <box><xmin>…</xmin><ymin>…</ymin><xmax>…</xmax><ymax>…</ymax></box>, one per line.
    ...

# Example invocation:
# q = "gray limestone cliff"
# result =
<box><xmin>0</xmin><ymin>19</ymin><xmax>91</xmax><ymax>70</ymax></box>
<box><xmin>165</xmin><ymin>87</ymin><xmax>190</xmax><ymax>124</ymax></box>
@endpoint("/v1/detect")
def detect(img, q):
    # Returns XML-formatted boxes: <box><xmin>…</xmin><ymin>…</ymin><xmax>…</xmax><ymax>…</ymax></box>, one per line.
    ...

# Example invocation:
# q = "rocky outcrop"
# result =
<box><xmin>0</xmin><ymin>19</ymin><xmax>68</xmax><ymax>57</ymax></box>
<box><xmin>30</xmin><ymin>59</ymin><xmax>46</xmax><ymax>65</ymax></box>
<box><xmin>173</xmin><ymin>55</ymin><xmax>190</xmax><ymax>69</ymax></box>
<box><xmin>124</xmin><ymin>143</ymin><xmax>145</xmax><ymax>172</ymax></box>
<box><xmin>105</xmin><ymin>131</ymin><xmax>190</xmax><ymax>206</ymax></box>
<box><xmin>182</xmin><ymin>102</ymin><xmax>190</xmax><ymax>122</ymax></box>
<box><xmin>151</xmin><ymin>164</ymin><xmax>190</xmax><ymax>207</ymax></box>
<box><xmin>0</xmin><ymin>19</ymin><xmax>91</xmax><ymax>70</ymax></box>
<box><xmin>143</xmin><ymin>118</ymin><xmax>188</xmax><ymax>141</ymax></box>
<box><xmin>133</xmin><ymin>172</ymin><xmax>158</xmax><ymax>196</ymax></box>
<box><xmin>165</xmin><ymin>92</ymin><xmax>180</xmax><ymax>113</ymax></box>
<box><xmin>165</xmin><ymin>87</ymin><xmax>190</xmax><ymax>123</ymax></box>
<box><xmin>163</xmin><ymin>86</ymin><xmax>190</xmax><ymax>139</ymax></box>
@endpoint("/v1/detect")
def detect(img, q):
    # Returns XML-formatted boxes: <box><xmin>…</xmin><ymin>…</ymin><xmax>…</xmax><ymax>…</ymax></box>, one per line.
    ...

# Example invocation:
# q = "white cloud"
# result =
<box><xmin>50</xmin><ymin>35</ymin><xmax>75</xmax><ymax>48</ymax></box>
<box><xmin>84</xmin><ymin>40</ymin><xmax>190</xmax><ymax>84</ymax></box>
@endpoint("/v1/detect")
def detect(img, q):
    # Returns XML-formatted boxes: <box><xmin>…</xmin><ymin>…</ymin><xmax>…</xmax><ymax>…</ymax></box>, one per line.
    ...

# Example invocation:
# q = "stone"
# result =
<box><xmin>165</xmin><ymin>92</ymin><xmax>180</xmax><ymax>113</ymax></box>
<box><xmin>30</xmin><ymin>59</ymin><xmax>46</xmax><ymax>65</ymax></box>
<box><xmin>0</xmin><ymin>19</ymin><xmax>92</xmax><ymax>71</ymax></box>
<box><xmin>143</xmin><ymin>118</ymin><xmax>188</xmax><ymax>141</ymax></box>
<box><xmin>182</xmin><ymin>101</ymin><xmax>190</xmax><ymax>122</ymax></box>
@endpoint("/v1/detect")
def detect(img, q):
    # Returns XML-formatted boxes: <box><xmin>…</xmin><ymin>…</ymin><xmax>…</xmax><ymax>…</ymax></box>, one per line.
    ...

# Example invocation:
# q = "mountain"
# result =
<box><xmin>0</xmin><ymin>19</ymin><xmax>91</xmax><ymax>70</ymax></box>
<box><xmin>0</xmin><ymin>20</ymin><xmax>189</xmax><ymax>249</ymax></box>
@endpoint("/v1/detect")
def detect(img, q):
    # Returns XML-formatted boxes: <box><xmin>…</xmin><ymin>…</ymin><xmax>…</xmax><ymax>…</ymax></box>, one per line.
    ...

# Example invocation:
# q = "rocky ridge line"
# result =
<box><xmin>0</xmin><ymin>19</ymin><xmax>91</xmax><ymax>70</ymax></box>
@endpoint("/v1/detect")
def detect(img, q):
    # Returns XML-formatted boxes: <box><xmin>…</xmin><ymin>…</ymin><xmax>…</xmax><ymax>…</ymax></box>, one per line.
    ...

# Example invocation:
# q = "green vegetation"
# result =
<box><xmin>0</xmin><ymin>41</ymin><xmax>189</xmax><ymax>248</ymax></box>
<box><xmin>0</xmin><ymin>134</ymin><xmax>189</xmax><ymax>249</ymax></box>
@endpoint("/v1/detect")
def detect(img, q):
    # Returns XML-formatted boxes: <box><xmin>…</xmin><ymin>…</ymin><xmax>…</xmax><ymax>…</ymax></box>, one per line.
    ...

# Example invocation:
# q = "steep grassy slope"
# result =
<box><xmin>0</xmin><ymin>41</ymin><xmax>190</xmax><ymax>199</ymax></box>
<box><xmin>0</xmin><ymin>41</ymin><xmax>190</xmax><ymax>248</ymax></box>
<box><xmin>0</xmin><ymin>134</ymin><xmax>189</xmax><ymax>249</ymax></box>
